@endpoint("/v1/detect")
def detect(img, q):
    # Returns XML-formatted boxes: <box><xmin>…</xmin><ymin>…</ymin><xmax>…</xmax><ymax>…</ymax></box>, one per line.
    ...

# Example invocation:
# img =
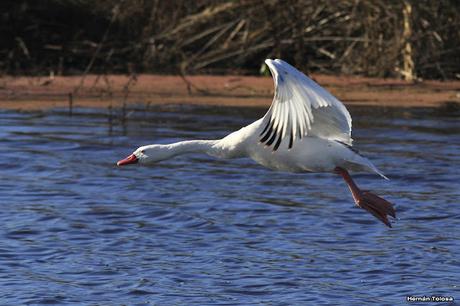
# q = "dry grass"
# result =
<box><xmin>1</xmin><ymin>1</ymin><xmax>459</xmax><ymax>79</ymax></box>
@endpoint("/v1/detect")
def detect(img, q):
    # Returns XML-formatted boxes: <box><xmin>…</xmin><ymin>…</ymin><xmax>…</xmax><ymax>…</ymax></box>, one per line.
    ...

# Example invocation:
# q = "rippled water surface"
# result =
<box><xmin>1</xmin><ymin>105</ymin><xmax>459</xmax><ymax>305</ymax></box>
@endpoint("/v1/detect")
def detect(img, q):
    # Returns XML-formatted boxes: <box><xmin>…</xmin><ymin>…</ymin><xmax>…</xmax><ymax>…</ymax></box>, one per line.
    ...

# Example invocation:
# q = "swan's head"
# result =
<box><xmin>117</xmin><ymin>144</ymin><xmax>170</xmax><ymax>166</ymax></box>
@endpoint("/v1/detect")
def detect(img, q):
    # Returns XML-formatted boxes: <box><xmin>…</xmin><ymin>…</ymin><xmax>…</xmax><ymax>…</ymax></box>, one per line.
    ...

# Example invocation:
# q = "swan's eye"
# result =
<box><xmin>140</xmin><ymin>150</ymin><xmax>145</xmax><ymax>154</ymax></box>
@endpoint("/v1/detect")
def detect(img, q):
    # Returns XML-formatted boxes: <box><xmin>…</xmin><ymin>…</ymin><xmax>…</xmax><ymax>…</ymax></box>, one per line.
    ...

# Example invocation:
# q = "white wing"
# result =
<box><xmin>260</xmin><ymin>59</ymin><xmax>352</xmax><ymax>151</ymax></box>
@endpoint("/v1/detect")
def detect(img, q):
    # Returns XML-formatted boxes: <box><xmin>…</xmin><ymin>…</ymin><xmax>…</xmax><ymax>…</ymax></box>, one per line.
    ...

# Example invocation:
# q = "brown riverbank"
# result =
<box><xmin>0</xmin><ymin>74</ymin><xmax>459</xmax><ymax>111</ymax></box>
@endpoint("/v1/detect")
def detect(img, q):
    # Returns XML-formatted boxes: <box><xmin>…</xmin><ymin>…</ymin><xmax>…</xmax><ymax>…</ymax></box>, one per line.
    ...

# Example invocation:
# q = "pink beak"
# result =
<box><xmin>117</xmin><ymin>154</ymin><xmax>138</xmax><ymax>166</ymax></box>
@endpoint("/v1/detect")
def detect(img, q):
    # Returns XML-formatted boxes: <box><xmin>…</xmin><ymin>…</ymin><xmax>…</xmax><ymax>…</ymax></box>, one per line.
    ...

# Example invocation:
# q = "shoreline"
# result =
<box><xmin>0</xmin><ymin>74</ymin><xmax>459</xmax><ymax>111</ymax></box>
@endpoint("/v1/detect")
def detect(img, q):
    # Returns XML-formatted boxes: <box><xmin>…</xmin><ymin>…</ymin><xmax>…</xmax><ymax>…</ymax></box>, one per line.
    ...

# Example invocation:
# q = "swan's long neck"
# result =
<box><xmin>144</xmin><ymin>122</ymin><xmax>256</xmax><ymax>163</ymax></box>
<box><xmin>166</xmin><ymin>140</ymin><xmax>219</xmax><ymax>157</ymax></box>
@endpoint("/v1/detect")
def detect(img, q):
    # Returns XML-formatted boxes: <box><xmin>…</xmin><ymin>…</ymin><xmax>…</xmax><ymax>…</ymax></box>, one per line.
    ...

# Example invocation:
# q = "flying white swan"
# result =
<box><xmin>117</xmin><ymin>59</ymin><xmax>396</xmax><ymax>227</ymax></box>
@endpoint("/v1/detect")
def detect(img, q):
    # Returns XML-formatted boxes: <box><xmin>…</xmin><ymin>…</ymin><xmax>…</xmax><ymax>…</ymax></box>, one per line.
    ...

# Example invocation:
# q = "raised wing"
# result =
<box><xmin>260</xmin><ymin>59</ymin><xmax>352</xmax><ymax>151</ymax></box>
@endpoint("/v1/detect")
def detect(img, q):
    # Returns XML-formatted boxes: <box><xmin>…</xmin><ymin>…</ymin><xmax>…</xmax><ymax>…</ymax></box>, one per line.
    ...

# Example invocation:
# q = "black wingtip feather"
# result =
<box><xmin>273</xmin><ymin>132</ymin><xmax>283</xmax><ymax>151</ymax></box>
<box><xmin>260</xmin><ymin>116</ymin><xmax>271</xmax><ymax>136</ymax></box>
<box><xmin>266</xmin><ymin>125</ymin><xmax>279</xmax><ymax>146</ymax></box>
<box><xmin>260</xmin><ymin>123</ymin><xmax>273</xmax><ymax>143</ymax></box>
<box><xmin>288</xmin><ymin>132</ymin><xmax>293</xmax><ymax>149</ymax></box>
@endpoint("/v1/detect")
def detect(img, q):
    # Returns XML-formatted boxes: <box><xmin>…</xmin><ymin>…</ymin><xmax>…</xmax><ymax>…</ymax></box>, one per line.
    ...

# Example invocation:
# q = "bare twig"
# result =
<box><xmin>74</xmin><ymin>5</ymin><xmax>120</xmax><ymax>94</ymax></box>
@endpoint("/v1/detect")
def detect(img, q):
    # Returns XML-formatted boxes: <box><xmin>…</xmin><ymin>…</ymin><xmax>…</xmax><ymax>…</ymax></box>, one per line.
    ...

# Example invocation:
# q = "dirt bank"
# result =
<box><xmin>0</xmin><ymin>74</ymin><xmax>459</xmax><ymax>111</ymax></box>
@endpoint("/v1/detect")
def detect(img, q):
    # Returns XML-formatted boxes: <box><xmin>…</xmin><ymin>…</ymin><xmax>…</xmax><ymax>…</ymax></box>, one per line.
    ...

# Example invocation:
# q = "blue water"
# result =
<box><xmin>0</xmin><ymin>105</ymin><xmax>459</xmax><ymax>305</ymax></box>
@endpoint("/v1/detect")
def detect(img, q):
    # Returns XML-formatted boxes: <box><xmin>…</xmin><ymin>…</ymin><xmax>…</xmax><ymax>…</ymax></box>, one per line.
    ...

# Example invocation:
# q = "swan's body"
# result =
<box><xmin>213</xmin><ymin>118</ymin><xmax>382</xmax><ymax>175</ymax></box>
<box><xmin>118</xmin><ymin>59</ymin><xmax>396</xmax><ymax>227</ymax></box>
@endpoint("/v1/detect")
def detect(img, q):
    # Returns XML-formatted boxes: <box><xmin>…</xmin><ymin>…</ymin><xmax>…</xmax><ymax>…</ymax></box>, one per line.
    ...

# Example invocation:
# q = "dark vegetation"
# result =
<box><xmin>1</xmin><ymin>0</ymin><xmax>459</xmax><ymax>79</ymax></box>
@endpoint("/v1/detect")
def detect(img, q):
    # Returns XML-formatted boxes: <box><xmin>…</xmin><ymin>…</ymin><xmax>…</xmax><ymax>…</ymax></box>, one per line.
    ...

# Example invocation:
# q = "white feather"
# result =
<box><xmin>261</xmin><ymin>59</ymin><xmax>353</xmax><ymax>149</ymax></box>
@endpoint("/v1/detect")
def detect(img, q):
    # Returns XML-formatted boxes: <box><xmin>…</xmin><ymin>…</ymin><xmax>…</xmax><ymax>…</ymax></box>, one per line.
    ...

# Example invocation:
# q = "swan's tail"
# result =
<box><xmin>365</xmin><ymin>161</ymin><xmax>389</xmax><ymax>180</ymax></box>
<box><xmin>344</xmin><ymin>152</ymin><xmax>389</xmax><ymax>180</ymax></box>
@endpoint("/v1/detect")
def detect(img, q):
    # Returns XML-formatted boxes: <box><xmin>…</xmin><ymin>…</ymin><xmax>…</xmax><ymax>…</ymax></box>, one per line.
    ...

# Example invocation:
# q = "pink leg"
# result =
<box><xmin>335</xmin><ymin>167</ymin><xmax>396</xmax><ymax>227</ymax></box>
